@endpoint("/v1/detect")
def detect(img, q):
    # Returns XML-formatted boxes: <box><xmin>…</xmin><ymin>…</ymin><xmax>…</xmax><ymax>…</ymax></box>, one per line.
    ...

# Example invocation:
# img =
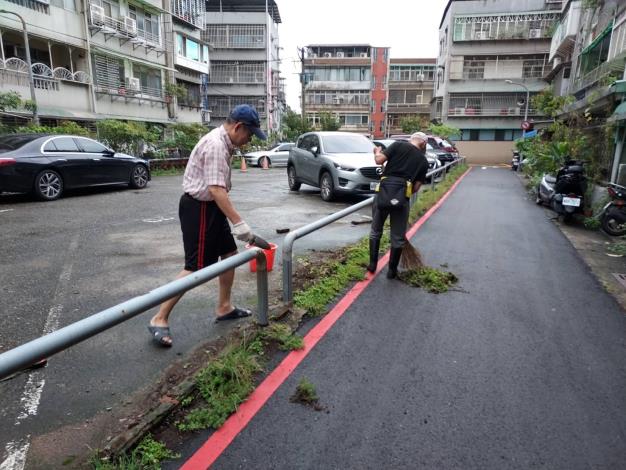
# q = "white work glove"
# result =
<box><xmin>231</xmin><ymin>221</ymin><xmax>253</xmax><ymax>242</ymax></box>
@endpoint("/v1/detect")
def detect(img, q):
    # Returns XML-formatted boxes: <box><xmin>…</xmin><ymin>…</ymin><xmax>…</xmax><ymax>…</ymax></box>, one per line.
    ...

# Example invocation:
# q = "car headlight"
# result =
<box><xmin>333</xmin><ymin>163</ymin><xmax>356</xmax><ymax>171</ymax></box>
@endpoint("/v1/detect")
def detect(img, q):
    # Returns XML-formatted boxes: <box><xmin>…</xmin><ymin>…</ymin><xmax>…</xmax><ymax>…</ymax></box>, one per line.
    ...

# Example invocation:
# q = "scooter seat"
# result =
<box><xmin>545</xmin><ymin>175</ymin><xmax>557</xmax><ymax>184</ymax></box>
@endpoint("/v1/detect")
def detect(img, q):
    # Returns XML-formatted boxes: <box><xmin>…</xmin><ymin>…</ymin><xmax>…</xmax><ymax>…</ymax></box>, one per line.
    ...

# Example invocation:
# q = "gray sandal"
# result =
<box><xmin>148</xmin><ymin>325</ymin><xmax>173</xmax><ymax>347</ymax></box>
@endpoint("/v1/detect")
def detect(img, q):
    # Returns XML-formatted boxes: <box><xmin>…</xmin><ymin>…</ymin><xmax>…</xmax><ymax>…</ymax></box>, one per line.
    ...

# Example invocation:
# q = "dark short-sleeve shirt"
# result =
<box><xmin>382</xmin><ymin>141</ymin><xmax>429</xmax><ymax>184</ymax></box>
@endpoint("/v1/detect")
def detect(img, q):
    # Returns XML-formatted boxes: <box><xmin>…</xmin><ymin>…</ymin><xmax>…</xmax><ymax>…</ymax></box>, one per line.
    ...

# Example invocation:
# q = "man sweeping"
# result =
<box><xmin>367</xmin><ymin>132</ymin><xmax>430</xmax><ymax>279</ymax></box>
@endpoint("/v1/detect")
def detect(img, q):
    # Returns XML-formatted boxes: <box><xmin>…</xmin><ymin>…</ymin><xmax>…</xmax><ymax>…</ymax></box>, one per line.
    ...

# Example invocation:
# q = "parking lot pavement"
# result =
<box><xmin>0</xmin><ymin>168</ymin><xmax>374</xmax><ymax>468</ymax></box>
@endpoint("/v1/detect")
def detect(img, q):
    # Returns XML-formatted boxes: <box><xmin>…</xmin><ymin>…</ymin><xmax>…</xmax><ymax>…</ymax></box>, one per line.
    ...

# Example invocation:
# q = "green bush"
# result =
<box><xmin>15</xmin><ymin>121</ymin><xmax>92</xmax><ymax>137</ymax></box>
<box><xmin>96</xmin><ymin>119</ymin><xmax>161</xmax><ymax>155</ymax></box>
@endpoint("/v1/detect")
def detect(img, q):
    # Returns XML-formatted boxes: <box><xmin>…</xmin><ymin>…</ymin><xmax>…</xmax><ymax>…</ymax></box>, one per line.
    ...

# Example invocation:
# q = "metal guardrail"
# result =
<box><xmin>0</xmin><ymin>248</ymin><xmax>269</xmax><ymax>381</ymax></box>
<box><xmin>281</xmin><ymin>157</ymin><xmax>465</xmax><ymax>304</ymax></box>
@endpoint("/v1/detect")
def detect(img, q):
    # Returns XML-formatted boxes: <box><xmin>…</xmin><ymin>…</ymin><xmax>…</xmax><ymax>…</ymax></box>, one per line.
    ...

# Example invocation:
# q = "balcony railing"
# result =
<box><xmin>209</xmin><ymin>62</ymin><xmax>266</xmax><ymax>84</ymax></box>
<box><xmin>447</xmin><ymin>107</ymin><xmax>540</xmax><ymax>117</ymax></box>
<box><xmin>203</xmin><ymin>25</ymin><xmax>265</xmax><ymax>49</ymax></box>
<box><xmin>0</xmin><ymin>58</ymin><xmax>90</xmax><ymax>88</ymax></box>
<box><xmin>568</xmin><ymin>57</ymin><xmax>626</xmax><ymax>95</ymax></box>
<box><xmin>549</xmin><ymin>1</ymin><xmax>581</xmax><ymax>61</ymax></box>
<box><xmin>451</xmin><ymin>58</ymin><xmax>549</xmax><ymax>80</ymax></box>
<box><xmin>453</xmin><ymin>11</ymin><xmax>559</xmax><ymax>42</ymax></box>
<box><xmin>208</xmin><ymin>95</ymin><xmax>266</xmax><ymax>117</ymax></box>
<box><xmin>171</xmin><ymin>0</ymin><xmax>204</xmax><ymax>29</ymax></box>
<box><xmin>89</xmin><ymin>4</ymin><xmax>162</xmax><ymax>49</ymax></box>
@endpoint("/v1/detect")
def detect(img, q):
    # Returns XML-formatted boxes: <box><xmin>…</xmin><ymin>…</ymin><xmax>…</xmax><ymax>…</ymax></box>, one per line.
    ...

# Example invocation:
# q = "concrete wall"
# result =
<box><xmin>456</xmin><ymin>141</ymin><xmax>513</xmax><ymax>165</ymax></box>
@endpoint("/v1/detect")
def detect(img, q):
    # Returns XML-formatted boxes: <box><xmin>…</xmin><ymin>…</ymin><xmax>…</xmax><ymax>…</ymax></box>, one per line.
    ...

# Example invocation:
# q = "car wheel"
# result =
<box><xmin>130</xmin><ymin>164</ymin><xmax>149</xmax><ymax>189</ymax></box>
<box><xmin>258</xmin><ymin>156</ymin><xmax>271</xmax><ymax>168</ymax></box>
<box><xmin>34</xmin><ymin>169</ymin><xmax>63</xmax><ymax>201</ymax></box>
<box><xmin>535</xmin><ymin>185</ymin><xmax>542</xmax><ymax>205</ymax></box>
<box><xmin>287</xmin><ymin>165</ymin><xmax>301</xmax><ymax>191</ymax></box>
<box><xmin>320</xmin><ymin>172</ymin><xmax>335</xmax><ymax>202</ymax></box>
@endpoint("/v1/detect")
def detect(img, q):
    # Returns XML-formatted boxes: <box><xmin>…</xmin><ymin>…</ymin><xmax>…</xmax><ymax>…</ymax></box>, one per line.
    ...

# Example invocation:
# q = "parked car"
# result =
<box><xmin>0</xmin><ymin>134</ymin><xmax>151</xmax><ymax>201</ymax></box>
<box><xmin>384</xmin><ymin>135</ymin><xmax>453</xmax><ymax>169</ymax></box>
<box><xmin>426</xmin><ymin>135</ymin><xmax>460</xmax><ymax>159</ymax></box>
<box><xmin>244</xmin><ymin>142</ymin><xmax>295</xmax><ymax>167</ymax></box>
<box><xmin>373</xmin><ymin>138</ymin><xmax>442</xmax><ymax>182</ymax></box>
<box><xmin>287</xmin><ymin>132</ymin><xmax>381</xmax><ymax>201</ymax></box>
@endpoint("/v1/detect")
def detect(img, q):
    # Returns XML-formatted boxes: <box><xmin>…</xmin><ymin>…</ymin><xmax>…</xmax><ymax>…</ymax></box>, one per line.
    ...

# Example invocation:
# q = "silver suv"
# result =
<box><xmin>287</xmin><ymin>132</ymin><xmax>381</xmax><ymax>201</ymax></box>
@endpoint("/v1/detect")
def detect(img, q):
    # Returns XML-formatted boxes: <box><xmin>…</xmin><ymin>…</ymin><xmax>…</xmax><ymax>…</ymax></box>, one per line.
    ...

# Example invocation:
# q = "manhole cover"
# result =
<box><xmin>612</xmin><ymin>273</ymin><xmax>626</xmax><ymax>289</ymax></box>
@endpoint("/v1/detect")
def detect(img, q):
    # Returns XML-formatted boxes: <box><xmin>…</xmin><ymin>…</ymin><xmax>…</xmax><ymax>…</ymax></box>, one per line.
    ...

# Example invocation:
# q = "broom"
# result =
<box><xmin>400</xmin><ymin>236</ymin><xmax>424</xmax><ymax>271</ymax></box>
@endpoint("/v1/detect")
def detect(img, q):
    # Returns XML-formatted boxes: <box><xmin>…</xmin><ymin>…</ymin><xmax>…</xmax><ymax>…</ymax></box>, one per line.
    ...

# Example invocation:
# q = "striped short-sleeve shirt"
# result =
<box><xmin>182</xmin><ymin>126</ymin><xmax>234</xmax><ymax>201</ymax></box>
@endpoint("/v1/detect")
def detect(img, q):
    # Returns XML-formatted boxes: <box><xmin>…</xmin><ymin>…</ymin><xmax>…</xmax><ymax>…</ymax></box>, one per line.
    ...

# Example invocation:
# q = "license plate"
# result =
<box><xmin>370</xmin><ymin>182</ymin><xmax>378</xmax><ymax>191</ymax></box>
<box><xmin>563</xmin><ymin>197</ymin><xmax>581</xmax><ymax>207</ymax></box>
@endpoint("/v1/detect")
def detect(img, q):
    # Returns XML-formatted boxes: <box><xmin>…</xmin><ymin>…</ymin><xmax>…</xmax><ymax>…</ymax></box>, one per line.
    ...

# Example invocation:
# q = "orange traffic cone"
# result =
<box><xmin>261</xmin><ymin>156</ymin><xmax>270</xmax><ymax>170</ymax></box>
<box><xmin>240</xmin><ymin>155</ymin><xmax>247</xmax><ymax>172</ymax></box>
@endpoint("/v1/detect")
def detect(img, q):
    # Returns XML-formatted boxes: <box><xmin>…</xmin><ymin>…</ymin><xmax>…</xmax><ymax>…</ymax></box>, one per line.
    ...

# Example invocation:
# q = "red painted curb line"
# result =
<box><xmin>180</xmin><ymin>167</ymin><xmax>473</xmax><ymax>470</ymax></box>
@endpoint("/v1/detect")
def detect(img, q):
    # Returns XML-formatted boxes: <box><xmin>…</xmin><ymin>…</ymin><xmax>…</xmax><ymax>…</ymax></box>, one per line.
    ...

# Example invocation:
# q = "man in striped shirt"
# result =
<box><xmin>148</xmin><ymin>105</ymin><xmax>266</xmax><ymax>347</ymax></box>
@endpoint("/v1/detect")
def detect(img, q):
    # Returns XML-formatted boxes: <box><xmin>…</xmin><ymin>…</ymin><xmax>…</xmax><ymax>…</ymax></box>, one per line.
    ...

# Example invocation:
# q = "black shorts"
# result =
<box><xmin>179</xmin><ymin>194</ymin><xmax>237</xmax><ymax>271</ymax></box>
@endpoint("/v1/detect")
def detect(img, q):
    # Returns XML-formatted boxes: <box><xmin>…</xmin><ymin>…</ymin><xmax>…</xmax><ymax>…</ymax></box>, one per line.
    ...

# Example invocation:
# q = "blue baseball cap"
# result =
<box><xmin>229</xmin><ymin>104</ymin><xmax>267</xmax><ymax>140</ymax></box>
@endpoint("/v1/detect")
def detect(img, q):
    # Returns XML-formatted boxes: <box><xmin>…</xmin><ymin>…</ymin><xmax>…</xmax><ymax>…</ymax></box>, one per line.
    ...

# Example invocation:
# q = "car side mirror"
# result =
<box><xmin>310</xmin><ymin>146</ymin><xmax>318</xmax><ymax>155</ymax></box>
<box><xmin>103</xmin><ymin>148</ymin><xmax>115</xmax><ymax>156</ymax></box>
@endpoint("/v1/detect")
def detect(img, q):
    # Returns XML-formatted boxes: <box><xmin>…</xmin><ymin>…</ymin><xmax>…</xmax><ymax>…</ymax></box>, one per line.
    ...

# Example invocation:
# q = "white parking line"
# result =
<box><xmin>0</xmin><ymin>235</ymin><xmax>79</xmax><ymax>470</ymax></box>
<box><xmin>142</xmin><ymin>216</ymin><xmax>174</xmax><ymax>223</ymax></box>
<box><xmin>0</xmin><ymin>209</ymin><xmax>14</xmax><ymax>214</ymax></box>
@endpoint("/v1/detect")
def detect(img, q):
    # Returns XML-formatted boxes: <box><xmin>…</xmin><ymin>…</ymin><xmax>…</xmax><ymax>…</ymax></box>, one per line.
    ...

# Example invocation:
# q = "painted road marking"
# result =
<box><xmin>180</xmin><ymin>168</ymin><xmax>473</xmax><ymax>470</ymax></box>
<box><xmin>0</xmin><ymin>235</ymin><xmax>79</xmax><ymax>470</ymax></box>
<box><xmin>142</xmin><ymin>216</ymin><xmax>174</xmax><ymax>223</ymax></box>
<box><xmin>0</xmin><ymin>209</ymin><xmax>14</xmax><ymax>214</ymax></box>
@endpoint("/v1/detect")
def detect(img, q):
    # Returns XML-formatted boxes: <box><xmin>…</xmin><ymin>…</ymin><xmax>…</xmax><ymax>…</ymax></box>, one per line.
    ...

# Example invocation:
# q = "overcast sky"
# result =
<box><xmin>275</xmin><ymin>0</ymin><xmax>449</xmax><ymax>112</ymax></box>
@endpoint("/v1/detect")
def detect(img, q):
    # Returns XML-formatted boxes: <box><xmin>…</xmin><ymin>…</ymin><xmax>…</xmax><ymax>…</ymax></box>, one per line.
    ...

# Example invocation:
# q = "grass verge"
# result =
<box><xmin>92</xmin><ymin>434</ymin><xmax>179</xmax><ymax>470</ymax></box>
<box><xmin>293</xmin><ymin>163</ymin><xmax>467</xmax><ymax>315</ymax></box>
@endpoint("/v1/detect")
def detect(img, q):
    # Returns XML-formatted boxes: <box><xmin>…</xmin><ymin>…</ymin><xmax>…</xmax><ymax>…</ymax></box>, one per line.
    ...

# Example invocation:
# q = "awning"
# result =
<box><xmin>580</xmin><ymin>22</ymin><xmax>614</xmax><ymax>57</ymax></box>
<box><xmin>609</xmin><ymin>101</ymin><xmax>626</xmax><ymax>122</ymax></box>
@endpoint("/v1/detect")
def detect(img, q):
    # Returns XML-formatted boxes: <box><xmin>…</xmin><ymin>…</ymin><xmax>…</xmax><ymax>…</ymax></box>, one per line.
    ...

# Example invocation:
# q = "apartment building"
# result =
<box><xmin>203</xmin><ymin>0</ymin><xmax>284</xmax><ymax>134</ymax></box>
<box><xmin>434</xmin><ymin>0</ymin><xmax>561</xmax><ymax>163</ymax></box>
<box><xmin>0</xmin><ymin>0</ymin><xmax>209</xmax><ymax>126</ymax></box>
<box><xmin>387</xmin><ymin>58</ymin><xmax>436</xmax><ymax>135</ymax></box>
<box><xmin>547</xmin><ymin>0</ymin><xmax>626</xmax><ymax>184</ymax></box>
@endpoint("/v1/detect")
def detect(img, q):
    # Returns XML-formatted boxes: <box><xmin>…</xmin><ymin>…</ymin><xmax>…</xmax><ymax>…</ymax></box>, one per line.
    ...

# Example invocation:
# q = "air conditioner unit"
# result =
<box><xmin>359</xmin><ymin>52</ymin><xmax>368</xmax><ymax>58</ymax></box>
<box><xmin>453</xmin><ymin>107</ymin><xmax>465</xmax><ymax>115</ymax></box>
<box><xmin>336</xmin><ymin>52</ymin><xmax>344</xmax><ymax>58</ymax></box>
<box><xmin>90</xmin><ymin>4</ymin><xmax>105</xmax><ymax>25</ymax></box>
<box><xmin>508</xmin><ymin>107</ymin><xmax>521</xmax><ymax>115</ymax></box>
<box><xmin>323</xmin><ymin>52</ymin><xmax>332</xmax><ymax>58</ymax></box>
<box><xmin>123</xmin><ymin>17</ymin><xmax>137</xmax><ymax>36</ymax></box>
<box><xmin>127</xmin><ymin>77</ymin><xmax>141</xmax><ymax>91</ymax></box>
<box><xmin>529</xmin><ymin>29</ymin><xmax>542</xmax><ymax>39</ymax></box>
<box><xmin>310</xmin><ymin>53</ymin><xmax>318</xmax><ymax>58</ymax></box>
<box><xmin>474</xmin><ymin>31</ymin><xmax>488</xmax><ymax>40</ymax></box>
<box><xmin>416</xmin><ymin>74</ymin><xmax>425</xmax><ymax>81</ymax></box>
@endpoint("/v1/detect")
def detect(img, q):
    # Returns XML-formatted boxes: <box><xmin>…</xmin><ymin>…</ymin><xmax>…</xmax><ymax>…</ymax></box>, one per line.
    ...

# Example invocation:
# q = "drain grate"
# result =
<box><xmin>612</xmin><ymin>273</ymin><xmax>626</xmax><ymax>289</ymax></box>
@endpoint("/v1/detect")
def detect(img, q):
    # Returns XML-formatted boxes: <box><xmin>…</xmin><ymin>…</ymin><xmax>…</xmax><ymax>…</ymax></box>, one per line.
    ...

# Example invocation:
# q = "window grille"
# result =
<box><xmin>203</xmin><ymin>25</ymin><xmax>265</xmax><ymax>49</ymax></box>
<box><xmin>208</xmin><ymin>95</ymin><xmax>266</xmax><ymax>117</ymax></box>
<box><xmin>171</xmin><ymin>0</ymin><xmax>204</xmax><ymax>29</ymax></box>
<box><xmin>93</xmin><ymin>54</ymin><xmax>123</xmax><ymax>90</ymax></box>
<box><xmin>209</xmin><ymin>62</ymin><xmax>266</xmax><ymax>83</ymax></box>
<box><xmin>453</xmin><ymin>12</ymin><xmax>559</xmax><ymax>41</ymax></box>
<box><xmin>389</xmin><ymin>65</ymin><xmax>436</xmax><ymax>81</ymax></box>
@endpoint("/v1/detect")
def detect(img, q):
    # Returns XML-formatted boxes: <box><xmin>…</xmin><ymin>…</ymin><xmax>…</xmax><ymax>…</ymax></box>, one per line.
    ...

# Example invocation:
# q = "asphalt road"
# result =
<box><xmin>173</xmin><ymin>167</ymin><xmax>626</xmax><ymax>469</ymax></box>
<box><xmin>0</xmin><ymin>168</ymin><xmax>373</xmax><ymax>468</ymax></box>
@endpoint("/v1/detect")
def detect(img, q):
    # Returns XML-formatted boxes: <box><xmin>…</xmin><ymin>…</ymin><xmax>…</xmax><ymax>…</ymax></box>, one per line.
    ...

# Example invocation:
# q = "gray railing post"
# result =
<box><xmin>0</xmin><ymin>248</ymin><xmax>267</xmax><ymax>380</ymax></box>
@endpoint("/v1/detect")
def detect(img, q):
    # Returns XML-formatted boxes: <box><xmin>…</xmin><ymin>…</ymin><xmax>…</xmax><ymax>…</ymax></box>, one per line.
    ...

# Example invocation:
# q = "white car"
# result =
<box><xmin>244</xmin><ymin>142</ymin><xmax>295</xmax><ymax>167</ymax></box>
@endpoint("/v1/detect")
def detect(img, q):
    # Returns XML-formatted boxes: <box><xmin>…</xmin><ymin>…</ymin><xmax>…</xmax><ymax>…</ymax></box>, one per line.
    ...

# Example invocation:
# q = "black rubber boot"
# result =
<box><xmin>387</xmin><ymin>247</ymin><xmax>402</xmax><ymax>279</ymax></box>
<box><xmin>366</xmin><ymin>239</ymin><xmax>380</xmax><ymax>273</ymax></box>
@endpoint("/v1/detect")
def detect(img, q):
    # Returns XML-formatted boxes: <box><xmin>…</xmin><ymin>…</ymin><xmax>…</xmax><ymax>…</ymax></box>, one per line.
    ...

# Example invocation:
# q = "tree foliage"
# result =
<box><xmin>161</xmin><ymin>123</ymin><xmax>207</xmax><ymax>157</ymax></box>
<box><xmin>281</xmin><ymin>108</ymin><xmax>312</xmax><ymax>141</ymax></box>
<box><xmin>400</xmin><ymin>115</ymin><xmax>427</xmax><ymax>133</ymax></box>
<box><xmin>15</xmin><ymin>121</ymin><xmax>92</xmax><ymax>137</ymax></box>
<box><xmin>319</xmin><ymin>111</ymin><xmax>341</xmax><ymax>131</ymax></box>
<box><xmin>96</xmin><ymin>119</ymin><xmax>161</xmax><ymax>155</ymax></box>
<box><xmin>0</xmin><ymin>91</ymin><xmax>22</xmax><ymax>112</ymax></box>
<box><xmin>428</xmin><ymin>123</ymin><xmax>460</xmax><ymax>140</ymax></box>
<box><xmin>531</xmin><ymin>88</ymin><xmax>573</xmax><ymax>118</ymax></box>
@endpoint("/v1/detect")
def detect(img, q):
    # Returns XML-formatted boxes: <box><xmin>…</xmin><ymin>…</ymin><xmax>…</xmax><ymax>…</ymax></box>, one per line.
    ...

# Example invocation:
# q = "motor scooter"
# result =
<box><xmin>599</xmin><ymin>183</ymin><xmax>626</xmax><ymax>236</ymax></box>
<box><xmin>511</xmin><ymin>150</ymin><xmax>521</xmax><ymax>171</ymax></box>
<box><xmin>536</xmin><ymin>160</ymin><xmax>586</xmax><ymax>223</ymax></box>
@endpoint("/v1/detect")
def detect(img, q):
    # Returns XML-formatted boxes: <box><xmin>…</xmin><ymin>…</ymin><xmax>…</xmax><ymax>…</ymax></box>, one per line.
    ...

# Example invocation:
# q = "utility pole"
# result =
<box><xmin>298</xmin><ymin>46</ymin><xmax>306</xmax><ymax>119</ymax></box>
<box><xmin>0</xmin><ymin>10</ymin><xmax>38</xmax><ymax>124</ymax></box>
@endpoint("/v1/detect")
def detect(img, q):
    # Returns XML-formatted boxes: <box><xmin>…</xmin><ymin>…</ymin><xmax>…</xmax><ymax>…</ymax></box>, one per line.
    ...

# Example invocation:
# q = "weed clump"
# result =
<box><xmin>290</xmin><ymin>378</ymin><xmax>324</xmax><ymax>411</ymax></box>
<box><xmin>398</xmin><ymin>266</ymin><xmax>458</xmax><ymax>293</ymax></box>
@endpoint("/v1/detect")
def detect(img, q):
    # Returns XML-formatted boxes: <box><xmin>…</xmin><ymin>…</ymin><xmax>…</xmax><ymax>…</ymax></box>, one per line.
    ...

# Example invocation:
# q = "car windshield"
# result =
<box><xmin>322</xmin><ymin>135</ymin><xmax>374</xmax><ymax>153</ymax></box>
<box><xmin>426</xmin><ymin>143</ymin><xmax>435</xmax><ymax>150</ymax></box>
<box><xmin>0</xmin><ymin>135</ymin><xmax>40</xmax><ymax>153</ymax></box>
<box><xmin>442</xmin><ymin>139</ymin><xmax>454</xmax><ymax>147</ymax></box>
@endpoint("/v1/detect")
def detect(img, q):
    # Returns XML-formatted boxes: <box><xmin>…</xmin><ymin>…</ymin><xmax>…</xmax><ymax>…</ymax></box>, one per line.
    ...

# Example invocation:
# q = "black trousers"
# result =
<box><xmin>369</xmin><ymin>199</ymin><xmax>409</xmax><ymax>249</ymax></box>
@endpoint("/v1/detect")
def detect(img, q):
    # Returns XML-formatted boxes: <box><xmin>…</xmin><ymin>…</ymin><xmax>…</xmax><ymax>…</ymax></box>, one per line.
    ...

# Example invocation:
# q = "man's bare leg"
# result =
<box><xmin>149</xmin><ymin>269</ymin><xmax>193</xmax><ymax>345</ymax></box>
<box><xmin>216</xmin><ymin>251</ymin><xmax>236</xmax><ymax>316</ymax></box>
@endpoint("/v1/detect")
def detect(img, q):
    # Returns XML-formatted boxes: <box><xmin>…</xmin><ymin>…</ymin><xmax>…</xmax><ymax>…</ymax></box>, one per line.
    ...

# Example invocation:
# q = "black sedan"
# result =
<box><xmin>0</xmin><ymin>134</ymin><xmax>150</xmax><ymax>201</ymax></box>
